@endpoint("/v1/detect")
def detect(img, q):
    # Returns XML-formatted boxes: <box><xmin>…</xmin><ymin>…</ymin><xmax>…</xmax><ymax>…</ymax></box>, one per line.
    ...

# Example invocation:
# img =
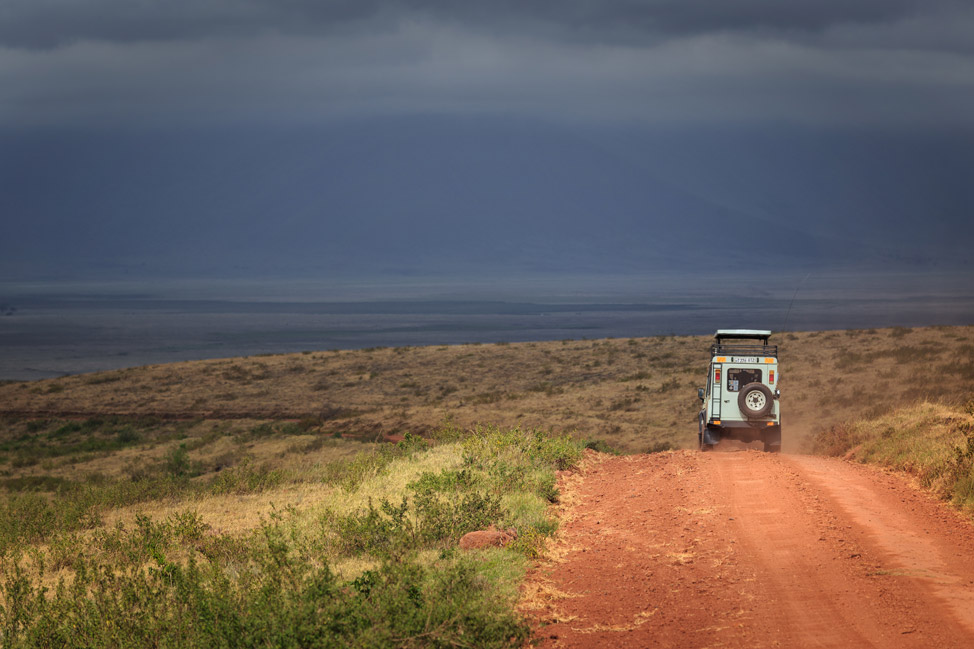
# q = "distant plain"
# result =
<box><xmin>2</xmin><ymin>270</ymin><xmax>972</xmax><ymax>380</ymax></box>
<box><xmin>3</xmin><ymin>324</ymin><xmax>972</xmax><ymax>455</ymax></box>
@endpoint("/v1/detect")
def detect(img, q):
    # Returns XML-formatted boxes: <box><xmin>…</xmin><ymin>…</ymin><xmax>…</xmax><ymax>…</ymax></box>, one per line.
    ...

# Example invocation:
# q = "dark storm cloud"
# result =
<box><xmin>0</xmin><ymin>0</ymin><xmax>968</xmax><ymax>49</ymax></box>
<box><xmin>0</xmin><ymin>1</ymin><xmax>972</xmax><ymax>128</ymax></box>
<box><xmin>424</xmin><ymin>0</ymin><xmax>971</xmax><ymax>47</ymax></box>
<box><xmin>0</xmin><ymin>0</ymin><xmax>371</xmax><ymax>50</ymax></box>
<box><xmin>2</xmin><ymin>2</ymin><xmax>972</xmax><ymax>284</ymax></box>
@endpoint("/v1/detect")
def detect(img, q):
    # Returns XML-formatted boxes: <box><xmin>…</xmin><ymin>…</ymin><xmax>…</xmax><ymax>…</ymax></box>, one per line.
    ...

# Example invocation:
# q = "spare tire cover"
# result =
<box><xmin>738</xmin><ymin>382</ymin><xmax>774</xmax><ymax>419</ymax></box>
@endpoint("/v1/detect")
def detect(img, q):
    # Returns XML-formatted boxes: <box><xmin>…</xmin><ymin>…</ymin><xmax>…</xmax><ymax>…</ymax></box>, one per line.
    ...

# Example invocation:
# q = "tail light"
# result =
<box><xmin>769</xmin><ymin>370</ymin><xmax>775</xmax><ymax>384</ymax></box>
<box><xmin>715</xmin><ymin>368</ymin><xmax>721</xmax><ymax>384</ymax></box>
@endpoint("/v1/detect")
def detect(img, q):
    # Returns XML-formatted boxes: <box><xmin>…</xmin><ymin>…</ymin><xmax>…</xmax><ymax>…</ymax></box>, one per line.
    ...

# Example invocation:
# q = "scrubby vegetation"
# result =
<box><xmin>0</xmin><ymin>424</ymin><xmax>584</xmax><ymax>648</ymax></box>
<box><xmin>2</xmin><ymin>325</ymin><xmax>972</xmax><ymax>453</ymax></box>
<box><xmin>807</xmin><ymin>398</ymin><xmax>974</xmax><ymax>512</ymax></box>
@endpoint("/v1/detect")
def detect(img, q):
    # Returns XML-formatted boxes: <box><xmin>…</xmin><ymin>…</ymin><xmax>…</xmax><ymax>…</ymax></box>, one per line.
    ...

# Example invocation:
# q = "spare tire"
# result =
<box><xmin>738</xmin><ymin>382</ymin><xmax>774</xmax><ymax>419</ymax></box>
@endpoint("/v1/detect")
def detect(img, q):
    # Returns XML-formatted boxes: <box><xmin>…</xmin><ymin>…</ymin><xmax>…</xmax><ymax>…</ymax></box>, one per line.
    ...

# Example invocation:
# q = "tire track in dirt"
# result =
<box><xmin>521</xmin><ymin>450</ymin><xmax>974</xmax><ymax>648</ymax></box>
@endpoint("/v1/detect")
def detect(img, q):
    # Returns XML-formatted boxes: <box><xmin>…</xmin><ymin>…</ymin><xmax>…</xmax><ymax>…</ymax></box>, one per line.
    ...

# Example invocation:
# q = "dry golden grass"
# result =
<box><xmin>100</xmin><ymin>481</ymin><xmax>336</xmax><ymax>536</ymax></box>
<box><xmin>0</xmin><ymin>417</ymin><xmax>370</xmax><ymax>483</ymax></box>
<box><xmin>97</xmin><ymin>443</ymin><xmax>462</xmax><ymax>541</ymax></box>
<box><xmin>808</xmin><ymin>399</ymin><xmax>974</xmax><ymax>509</ymax></box>
<box><xmin>1</xmin><ymin>325</ymin><xmax>973</xmax><ymax>454</ymax></box>
<box><xmin>5</xmin><ymin>436</ymin><xmax>468</xmax><ymax>593</ymax></box>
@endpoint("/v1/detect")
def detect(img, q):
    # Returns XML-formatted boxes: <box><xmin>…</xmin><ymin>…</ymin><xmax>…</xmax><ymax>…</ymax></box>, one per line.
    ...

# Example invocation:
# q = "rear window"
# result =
<box><xmin>726</xmin><ymin>368</ymin><xmax>762</xmax><ymax>392</ymax></box>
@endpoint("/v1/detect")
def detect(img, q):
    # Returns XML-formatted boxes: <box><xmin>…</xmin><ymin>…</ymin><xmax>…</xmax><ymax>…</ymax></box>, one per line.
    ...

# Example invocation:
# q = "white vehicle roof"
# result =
<box><xmin>713</xmin><ymin>329</ymin><xmax>772</xmax><ymax>340</ymax></box>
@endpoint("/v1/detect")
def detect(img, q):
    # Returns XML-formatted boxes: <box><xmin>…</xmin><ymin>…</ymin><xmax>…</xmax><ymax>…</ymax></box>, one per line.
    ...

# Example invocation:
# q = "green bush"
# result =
<box><xmin>0</xmin><ymin>475</ymin><xmax>72</xmax><ymax>492</ymax></box>
<box><xmin>332</xmin><ymin>497</ymin><xmax>415</xmax><ymax>558</ymax></box>
<box><xmin>462</xmin><ymin>426</ymin><xmax>581</xmax><ymax>473</ymax></box>
<box><xmin>332</xmin><ymin>485</ymin><xmax>505</xmax><ymax>558</ymax></box>
<box><xmin>321</xmin><ymin>432</ymin><xmax>429</xmax><ymax>492</ymax></box>
<box><xmin>584</xmin><ymin>439</ymin><xmax>623</xmax><ymax>455</ymax></box>
<box><xmin>210</xmin><ymin>461</ymin><xmax>287</xmax><ymax>495</ymax></box>
<box><xmin>949</xmin><ymin>419</ymin><xmax>974</xmax><ymax>507</ymax></box>
<box><xmin>163</xmin><ymin>444</ymin><xmax>202</xmax><ymax>479</ymax></box>
<box><xmin>414</xmin><ymin>490</ymin><xmax>504</xmax><ymax>546</ymax></box>
<box><xmin>0</xmin><ymin>417</ymin><xmax>152</xmax><ymax>468</ymax></box>
<box><xmin>0</xmin><ymin>491</ymin><xmax>101</xmax><ymax>554</ymax></box>
<box><xmin>647</xmin><ymin>440</ymin><xmax>675</xmax><ymax>454</ymax></box>
<box><xmin>0</xmin><ymin>477</ymin><xmax>203</xmax><ymax>555</ymax></box>
<box><xmin>1</xmin><ymin>539</ymin><xmax>528</xmax><ymax>649</ymax></box>
<box><xmin>408</xmin><ymin>468</ymin><xmax>477</xmax><ymax>494</ymax></box>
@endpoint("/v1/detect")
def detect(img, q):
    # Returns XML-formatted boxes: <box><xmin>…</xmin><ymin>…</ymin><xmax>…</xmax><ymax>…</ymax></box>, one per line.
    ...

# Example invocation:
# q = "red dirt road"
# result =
<box><xmin>522</xmin><ymin>450</ymin><xmax>974</xmax><ymax>648</ymax></box>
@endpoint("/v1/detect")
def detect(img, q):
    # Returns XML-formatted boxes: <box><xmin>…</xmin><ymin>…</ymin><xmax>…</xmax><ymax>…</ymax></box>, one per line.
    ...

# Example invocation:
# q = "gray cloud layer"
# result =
<box><xmin>2</xmin><ymin>1</ymin><xmax>967</xmax><ymax>49</ymax></box>
<box><xmin>1</xmin><ymin>1</ymin><xmax>972</xmax><ymax>127</ymax></box>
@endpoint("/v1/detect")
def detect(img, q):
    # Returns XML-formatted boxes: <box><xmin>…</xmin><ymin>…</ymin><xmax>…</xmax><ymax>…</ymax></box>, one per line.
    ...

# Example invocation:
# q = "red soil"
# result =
<box><xmin>522</xmin><ymin>450</ymin><xmax>974</xmax><ymax>648</ymax></box>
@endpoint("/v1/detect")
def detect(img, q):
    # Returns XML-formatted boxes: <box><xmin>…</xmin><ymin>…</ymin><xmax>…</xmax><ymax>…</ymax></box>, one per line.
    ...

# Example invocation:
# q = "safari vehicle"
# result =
<box><xmin>697</xmin><ymin>329</ymin><xmax>781</xmax><ymax>452</ymax></box>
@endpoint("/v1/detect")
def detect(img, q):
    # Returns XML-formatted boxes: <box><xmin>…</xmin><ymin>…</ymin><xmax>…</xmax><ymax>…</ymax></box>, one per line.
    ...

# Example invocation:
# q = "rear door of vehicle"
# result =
<box><xmin>722</xmin><ymin>359</ymin><xmax>765</xmax><ymax>421</ymax></box>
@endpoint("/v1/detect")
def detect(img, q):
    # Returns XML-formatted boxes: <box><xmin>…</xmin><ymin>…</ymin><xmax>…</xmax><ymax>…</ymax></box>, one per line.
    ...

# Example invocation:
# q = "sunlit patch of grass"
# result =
<box><xmin>470</xmin><ymin>546</ymin><xmax>529</xmax><ymax>598</ymax></box>
<box><xmin>320</xmin><ymin>443</ymin><xmax>464</xmax><ymax>517</ymax></box>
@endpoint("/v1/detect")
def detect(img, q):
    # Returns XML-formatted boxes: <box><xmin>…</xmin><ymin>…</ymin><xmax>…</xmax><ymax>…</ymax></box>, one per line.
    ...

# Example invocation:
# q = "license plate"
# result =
<box><xmin>731</xmin><ymin>356</ymin><xmax>758</xmax><ymax>363</ymax></box>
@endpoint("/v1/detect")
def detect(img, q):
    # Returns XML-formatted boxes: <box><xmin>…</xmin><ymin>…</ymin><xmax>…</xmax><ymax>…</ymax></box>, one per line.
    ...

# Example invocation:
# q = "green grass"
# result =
<box><xmin>0</xmin><ymin>477</ymin><xmax>202</xmax><ymax>554</ymax></box>
<box><xmin>1</xmin><ymin>522</ymin><xmax>529</xmax><ymax>648</ymax></box>
<box><xmin>1</xmin><ymin>426</ymin><xmax>585</xmax><ymax>648</ymax></box>
<box><xmin>0</xmin><ymin>417</ymin><xmax>157</xmax><ymax>468</ymax></box>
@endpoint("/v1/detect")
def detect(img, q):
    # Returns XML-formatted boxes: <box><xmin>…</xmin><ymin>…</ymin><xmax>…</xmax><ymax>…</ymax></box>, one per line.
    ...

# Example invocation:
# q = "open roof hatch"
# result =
<box><xmin>714</xmin><ymin>329</ymin><xmax>772</xmax><ymax>344</ymax></box>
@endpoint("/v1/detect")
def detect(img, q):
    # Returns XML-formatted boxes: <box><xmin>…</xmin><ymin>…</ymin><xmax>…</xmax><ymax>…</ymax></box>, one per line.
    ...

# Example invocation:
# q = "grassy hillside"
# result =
<box><xmin>0</xmin><ymin>426</ymin><xmax>584</xmax><ymax>647</ymax></box>
<box><xmin>808</xmin><ymin>400</ymin><xmax>974</xmax><ymax>513</ymax></box>
<box><xmin>2</xmin><ymin>325</ymin><xmax>973</xmax><ymax>455</ymax></box>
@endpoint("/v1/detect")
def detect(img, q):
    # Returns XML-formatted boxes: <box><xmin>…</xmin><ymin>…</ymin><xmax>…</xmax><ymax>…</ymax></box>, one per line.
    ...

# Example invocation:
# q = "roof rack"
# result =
<box><xmin>711</xmin><ymin>330</ymin><xmax>777</xmax><ymax>358</ymax></box>
<box><xmin>713</xmin><ymin>329</ymin><xmax>772</xmax><ymax>342</ymax></box>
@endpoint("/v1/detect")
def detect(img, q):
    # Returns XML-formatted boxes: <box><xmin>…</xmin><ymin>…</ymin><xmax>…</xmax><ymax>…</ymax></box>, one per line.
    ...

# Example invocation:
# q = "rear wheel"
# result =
<box><xmin>699</xmin><ymin>416</ymin><xmax>714</xmax><ymax>451</ymax></box>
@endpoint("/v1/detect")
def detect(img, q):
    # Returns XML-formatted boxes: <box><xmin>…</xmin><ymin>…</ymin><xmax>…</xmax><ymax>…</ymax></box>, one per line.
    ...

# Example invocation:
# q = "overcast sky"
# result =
<box><xmin>2</xmin><ymin>2</ymin><xmax>973</xmax><ymax>285</ymax></box>
<box><xmin>3</xmin><ymin>0</ymin><xmax>973</xmax><ymax>129</ymax></box>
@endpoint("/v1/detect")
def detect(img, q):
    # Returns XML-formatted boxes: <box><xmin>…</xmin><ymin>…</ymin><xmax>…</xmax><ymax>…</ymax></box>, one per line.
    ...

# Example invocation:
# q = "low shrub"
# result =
<box><xmin>331</xmin><ymin>497</ymin><xmax>415</xmax><ymax>558</ymax></box>
<box><xmin>210</xmin><ymin>461</ymin><xmax>288</xmax><ymax>495</ymax></box>
<box><xmin>332</xmin><ymin>488</ymin><xmax>503</xmax><ymax>558</ymax></box>
<box><xmin>583</xmin><ymin>439</ymin><xmax>623</xmax><ymax>455</ymax></box>
<box><xmin>408</xmin><ymin>468</ymin><xmax>478</xmax><ymax>494</ymax></box>
<box><xmin>949</xmin><ymin>414</ymin><xmax>974</xmax><ymax>507</ymax></box>
<box><xmin>647</xmin><ymin>440</ymin><xmax>676</xmax><ymax>454</ymax></box>
<box><xmin>414</xmin><ymin>490</ymin><xmax>504</xmax><ymax>546</ymax></box>
<box><xmin>0</xmin><ymin>476</ymin><xmax>205</xmax><ymax>555</ymax></box>
<box><xmin>320</xmin><ymin>433</ymin><xmax>428</xmax><ymax>492</ymax></box>
<box><xmin>0</xmin><ymin>475</ymin><xmax>72</xmax><ymax>492</ymax></box>
<box><xmin>1</xmin><ymin>532</ymin><xmax>528</xmax><ymax>649</ymax></box>
<box><xmin>162</xmin><ymin>443</ymin><xmax>203</xmax><ymax>479</ymax></box>
<box><xmin>0</xmin><ymin>490</ymin><xmax>101</xmax><ymax>554</ymax></box>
